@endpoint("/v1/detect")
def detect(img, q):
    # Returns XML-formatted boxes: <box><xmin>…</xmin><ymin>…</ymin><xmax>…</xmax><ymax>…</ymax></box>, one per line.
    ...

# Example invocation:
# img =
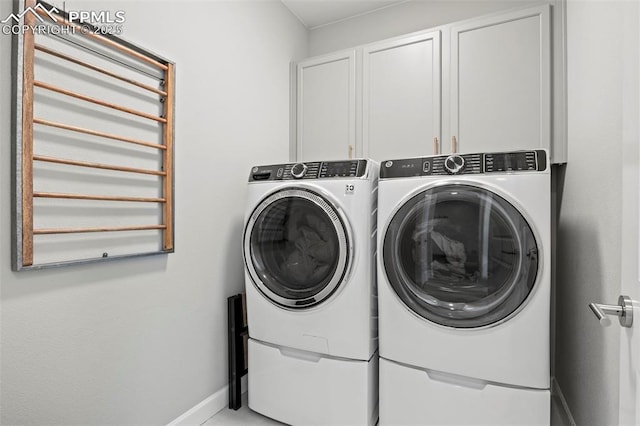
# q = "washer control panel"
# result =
<box><xmin>380</xmin><ymin>150</ymin><xmax>547</xmax><ymax>179</ymax></box>
<box><xmin>249</xmin><ymin>160</ymin><xmax>368</xmax><ymax>182</ymax></box>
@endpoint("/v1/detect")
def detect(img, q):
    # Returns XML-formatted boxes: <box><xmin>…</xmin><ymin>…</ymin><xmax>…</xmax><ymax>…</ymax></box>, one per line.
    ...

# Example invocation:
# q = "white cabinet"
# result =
<box><xmin>362</xmin><ymin>31</ymin><xmax>441</xmax><ymax>161</ymax></box>
<box><xmin>295</xmin><ymin>50</ymin><xmax>356</xmax><ymax>162</ymax></box>
<box><xmin>449</xmin><ymin>5</ymin><xmax>551</xmax><ymax>157</ymax></box>
<box><xmin>293</xmin><ymin>4</ymin><xmax>564</xmax><ymax>163</ymax></box>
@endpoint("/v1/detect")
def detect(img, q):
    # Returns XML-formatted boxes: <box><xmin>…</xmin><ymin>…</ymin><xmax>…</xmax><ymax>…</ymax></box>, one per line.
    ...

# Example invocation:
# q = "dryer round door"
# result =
<box><xmin>244</xmin><ymin>187</ymin><xmax>351</xmax><ymax>309</ymax></box>
<box><xmin>383</xmin><ymin>183</ymin><xmax>539</xmax><ymax>328</ymax></box>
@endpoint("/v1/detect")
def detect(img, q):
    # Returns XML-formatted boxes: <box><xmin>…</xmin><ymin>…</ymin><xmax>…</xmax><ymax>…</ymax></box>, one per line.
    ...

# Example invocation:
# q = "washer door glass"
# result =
<box><xmin>245</xmin><ymin>188</ymin><xmax>349</xmax><ymax>309</ymax></box>
<box><xmin>383</xmin><ymin>184</ymin><xmax>539</xmax><ymax>328</ymax></box>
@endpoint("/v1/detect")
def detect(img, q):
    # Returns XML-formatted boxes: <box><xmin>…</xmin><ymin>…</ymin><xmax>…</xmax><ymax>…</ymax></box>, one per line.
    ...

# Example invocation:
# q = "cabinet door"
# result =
<box><xmin>449</xmin><ymin>5</ymin><xmax>550</xmax><ymax>155</ymax></box>
<box><xmin>296</xmin><ymin>51</ymin><xmax>356</xmax><ymax>161</ymax></box>
<box><xmin>362</xmin><ymin>31</ymin><xmax>441</xmax><ymax>161</ymax></box>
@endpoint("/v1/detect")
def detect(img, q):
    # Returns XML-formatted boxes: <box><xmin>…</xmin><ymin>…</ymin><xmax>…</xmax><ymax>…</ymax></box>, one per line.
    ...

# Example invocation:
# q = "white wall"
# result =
<box><xmin>307</xmin><ymin>0</ymin><xmax>542</xmax><ymax>56</ymax></box>
<box><xmin>0</xmin><ymin>0</ymin><xmax>307</xmax><ymax>423</ymax></box>
<box><xmin>555</xmin><ymin>1</ymin><xmax>633</xmax><ymax>424</ymax></box>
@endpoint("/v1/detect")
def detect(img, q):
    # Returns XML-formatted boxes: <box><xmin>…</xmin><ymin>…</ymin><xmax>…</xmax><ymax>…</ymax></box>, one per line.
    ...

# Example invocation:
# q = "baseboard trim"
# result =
<box><xmin>168</xmin><ymin>376</ymin><xmax>247</xmax><ymax>426</ymax></box>
<box><xmin>551</xmin><ymin>377</ymin><xmax>577</xmax><ymax>426</ymax></box>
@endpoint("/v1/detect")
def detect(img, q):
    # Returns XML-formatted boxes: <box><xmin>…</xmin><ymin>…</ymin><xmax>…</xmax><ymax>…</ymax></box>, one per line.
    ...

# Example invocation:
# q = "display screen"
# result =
<box><xmin>485</xmin><ymin>152</ymin><xmax>538</xmax><ymax>172</ymax></box>
<box><xmin>321</xmin><ymin>161</ymin><xmax>359</xmax><ymax>177</ymax></box>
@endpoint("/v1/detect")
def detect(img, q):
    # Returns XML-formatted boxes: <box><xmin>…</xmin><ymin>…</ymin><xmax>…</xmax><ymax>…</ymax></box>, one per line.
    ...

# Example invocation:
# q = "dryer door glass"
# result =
<box><xmin>383</xmin><ymin>184</ymin><xmax>539</xmax><ymax>328</ymax></box>
<box><xmin>245</xmin><ymin>188</ymin><xmax>350</xmax><ymax>309</ymax></box>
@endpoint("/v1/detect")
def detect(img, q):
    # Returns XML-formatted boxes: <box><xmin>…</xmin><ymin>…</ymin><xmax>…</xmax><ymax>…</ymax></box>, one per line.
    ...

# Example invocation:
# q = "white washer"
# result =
<box><xmin>243</xmin><ymin>159</ymin><xmax>379</xmax><ymax>426</ymax></box>
<box><xmin>377</xmin><ymin>150</ymin><xmax>551</xmax><ymax>425</ymax></box>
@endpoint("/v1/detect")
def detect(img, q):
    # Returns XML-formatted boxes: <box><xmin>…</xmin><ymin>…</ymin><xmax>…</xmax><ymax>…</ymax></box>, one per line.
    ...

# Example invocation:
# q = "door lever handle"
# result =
<box><xmin>589</xmin><ymin>295</ymin><xmax>634</xmax><ymax>328</ymax></box>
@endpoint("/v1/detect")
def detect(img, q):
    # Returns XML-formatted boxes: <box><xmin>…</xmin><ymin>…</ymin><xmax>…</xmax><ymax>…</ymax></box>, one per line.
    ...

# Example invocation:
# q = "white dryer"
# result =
<box><xmin>377</xmin><ymin>150</ymin><xmax>551</xmax><ymax>425</ymax></box>
<box><xmin>243</xmin><ymin>159</ymin><xmax>379</xmax><ymax>426</ymax></box>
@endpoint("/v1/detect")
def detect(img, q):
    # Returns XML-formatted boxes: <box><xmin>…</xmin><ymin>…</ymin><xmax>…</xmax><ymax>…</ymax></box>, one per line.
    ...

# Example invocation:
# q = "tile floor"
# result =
<box><xmin>203</xmin><ymin>391</ymin><xmax>573</xmax><ymax>426</ymax></box>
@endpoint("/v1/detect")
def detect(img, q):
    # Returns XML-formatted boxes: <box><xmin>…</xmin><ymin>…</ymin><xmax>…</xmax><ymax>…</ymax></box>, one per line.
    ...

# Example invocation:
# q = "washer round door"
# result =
<box><xmin>383</xmin><ymin>184</ymin><xmax>539</xmax><ymax>328</ymax></box>
<box><xmin>244</xmin><ymin>188</ymin><xmax>351</xmax><ymax>309</ymax></box>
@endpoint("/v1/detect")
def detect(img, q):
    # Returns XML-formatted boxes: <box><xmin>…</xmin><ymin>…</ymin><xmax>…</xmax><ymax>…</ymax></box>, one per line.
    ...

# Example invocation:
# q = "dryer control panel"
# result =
<box><xmin>248</xmin><ymin>160</ymin><xmax>368</xmax><ymax>182</ymax></box>
<box><xmin>380</xmin><ymin>150</ymin><xmax>547</xmax><ymax>179</ymax></box>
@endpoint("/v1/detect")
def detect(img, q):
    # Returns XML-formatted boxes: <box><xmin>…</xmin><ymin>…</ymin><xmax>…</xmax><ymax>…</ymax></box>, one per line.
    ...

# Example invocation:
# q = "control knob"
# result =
<box><xmin>291</xmin><ymin>163</ymin><xmax>308</xmax><ymax>179</ymax></box>
<box><xmin>444</xmin><ymin>155</ymin><xmax>465</xmax><ymax>174</ymax></box>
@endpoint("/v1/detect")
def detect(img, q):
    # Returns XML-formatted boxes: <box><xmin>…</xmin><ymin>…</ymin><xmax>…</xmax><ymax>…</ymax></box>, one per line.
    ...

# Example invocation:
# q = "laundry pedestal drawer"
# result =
<box><xmin>248</xmin><ymin>338</ymin><xmax>378</xmax><ymax>425</ymax></box>
<box><xmin>379</xmin><ymin>357</ymin><xmax>550</xmax><ymax>426</ymax></box>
